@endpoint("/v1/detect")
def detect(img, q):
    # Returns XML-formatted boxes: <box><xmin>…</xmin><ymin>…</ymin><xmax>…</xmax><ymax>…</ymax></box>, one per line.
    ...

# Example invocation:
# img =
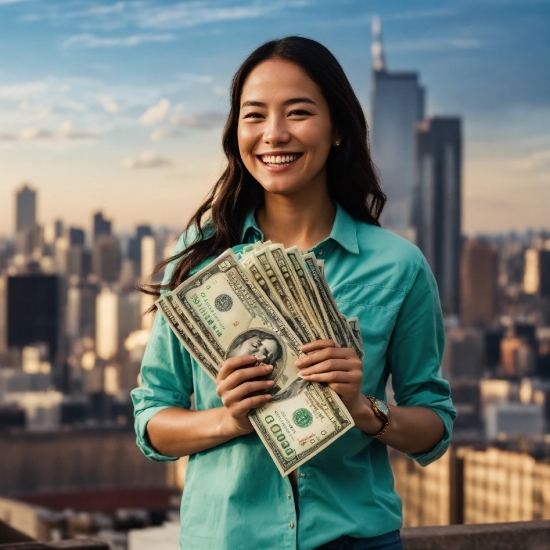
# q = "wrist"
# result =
<box><xmin>348</xmin><ymin>395</ymin><xmax>384</xmax><ymax>436</ymax></box>
<box><xmin>217</xmin><ymin>407</ymin><xmax>252</xmax><ymax>439</ymax></box>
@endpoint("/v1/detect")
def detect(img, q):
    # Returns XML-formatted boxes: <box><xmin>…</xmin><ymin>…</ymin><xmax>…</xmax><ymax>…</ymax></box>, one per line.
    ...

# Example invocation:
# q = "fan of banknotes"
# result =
<box><xmin>156</xmin><ymin>241</ymin><xmax>363</xmax><ymax>476</ymax></box>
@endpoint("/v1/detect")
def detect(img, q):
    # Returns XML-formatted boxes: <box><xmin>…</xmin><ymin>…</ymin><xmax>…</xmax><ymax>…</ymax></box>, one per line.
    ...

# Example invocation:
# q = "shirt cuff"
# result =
<box><xmin>405</xmin><ymin>407</ymin><xmax>454</xmax><ymax>467</ymax></box>
<box><xmin>134</xmin><ymin>405</ymin><xmax>180</xmax><ymax>462</ymax></box>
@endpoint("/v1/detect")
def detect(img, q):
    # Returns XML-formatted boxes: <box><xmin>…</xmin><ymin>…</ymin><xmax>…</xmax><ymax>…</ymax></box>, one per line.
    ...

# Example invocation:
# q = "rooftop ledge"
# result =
<box><xmin>401</xmin><ymin>520</ymin><xmax>550</xmax><ymax>550</ymax></box>
<box><xmin>0</xmin><ymin>521</ymin><xmax>549</xmax><ymax>550</ymax></box>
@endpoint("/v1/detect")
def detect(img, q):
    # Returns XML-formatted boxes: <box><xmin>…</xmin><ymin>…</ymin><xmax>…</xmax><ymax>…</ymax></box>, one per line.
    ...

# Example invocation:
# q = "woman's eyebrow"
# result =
<box><xmin>241</xmin><ymin>97</ymin><xmax>317</xmax><ymax>108</ymax></box>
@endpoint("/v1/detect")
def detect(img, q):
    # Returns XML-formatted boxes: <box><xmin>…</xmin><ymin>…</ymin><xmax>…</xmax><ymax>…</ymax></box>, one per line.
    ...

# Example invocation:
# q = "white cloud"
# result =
<box><xmin>0</xmin><ymin>0</ymin><xmax>30</xmax><ymax>4</ymax></box>
<box><xmin>0</xmin><ymin>133</ymin><xmax>16</xmax><ymax>141</ymax></box>
<box><xmin>171</xmin><ymin>110</ymin><xmax>225</xmax><ymax>130</ymax></box>
<box><xmin>140</xmin><ymin>98</ymin><xmax>171</xmax><ymax>125</ymax></box>
<box><xmin>34</xmin><ymin>107</ymin><xmax>53</xmax><ymax>120</ymax></box>
<box><xmin>513</xmin><ymin>150</ymin><xmax>550</xmax><ymax>172</ymax></box>
<box><xmin>63</xmin><ymin>33</ymin><xmax>176</xmax><ymax>49</ymax></box>
<box><xmin>150</xmin><ymin>127</ymin><xmax>179</xmax><ymax>142</ymax></box>
<box><xmin>121</xmin><ymin>151</ymin><xmax>172</xmax><ymax>169</ymax></box>
<box><xmin>19</xmin><ymin>127</ymin><xmax>53</xmax><ymax>141</ymax></box>
<box><xmin>178</xmin><ymin>73</ymin><xmax>214</xmax><ymax>84</ymax></box>
<box><xmin>100</xmin><ymin>96</ymin><xmax>123</xmax><ymax>114</ymax></box>
<box><xmin>59</xmin><ymin>120</ymin><xmax>94</xmax><ymax>140</ymax></box>
<box><xmin>0</xmin><ymin>81</ymin><xmax>49</xmax><ymax>100</ymax></box>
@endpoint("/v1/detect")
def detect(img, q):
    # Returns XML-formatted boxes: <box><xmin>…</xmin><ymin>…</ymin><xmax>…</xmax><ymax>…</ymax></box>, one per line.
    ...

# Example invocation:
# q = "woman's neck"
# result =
<box><xmin>256</xmin><ymin>190</ymin><xmax>336</xmax><ymax>252</ymax></box>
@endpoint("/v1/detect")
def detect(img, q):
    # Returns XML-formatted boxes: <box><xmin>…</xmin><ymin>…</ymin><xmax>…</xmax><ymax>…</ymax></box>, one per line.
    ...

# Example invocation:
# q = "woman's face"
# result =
<box><xmin>237</xmin><ymin>58</ymin><xmax>337</xmax><ymax>198</ymax></box>
<box><xmin>232</xmin><ymin>335</ymin><xmax>279</xmax><ymax>365</ymax></box>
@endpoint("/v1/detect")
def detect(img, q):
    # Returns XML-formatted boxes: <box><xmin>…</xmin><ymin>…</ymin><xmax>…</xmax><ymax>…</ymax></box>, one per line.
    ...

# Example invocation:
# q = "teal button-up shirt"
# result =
<box><xmin>131</xmin><ymin>204</ymin><xmax>456</xmax><ymax>550</ymax></box>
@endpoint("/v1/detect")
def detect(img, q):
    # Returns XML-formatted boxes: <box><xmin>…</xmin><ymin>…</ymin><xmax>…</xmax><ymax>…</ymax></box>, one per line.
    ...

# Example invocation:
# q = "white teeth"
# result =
<box><xmin>261</xmin><ymin>154</ymin><xmax>299</xmax><ymax>165</ymax></box>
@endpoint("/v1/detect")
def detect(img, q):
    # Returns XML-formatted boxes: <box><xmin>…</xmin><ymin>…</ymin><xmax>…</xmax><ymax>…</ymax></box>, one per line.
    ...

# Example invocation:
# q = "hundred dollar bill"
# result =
<box><xmin>286</xmin><ymin>246</ymin><xmax>335</xmax><ymax>341</ymax></box>
<box><xmin>249</xmin><ymin>379</ymin><xmax>354</xmax><ymax>476</ymax></box>
<box><xmin>156</xmin><ymin>295</ymin><xmax>220</xmax><ymax>380</ymax></box>
<box><xmin>302</xmin><ymin>253</ymin><xmax>350</xmax><ymax>348</ymax></box>
<box><xmin>268</xmin><ymin>244</ymin><xmax>323</xmax><ymax>341</ymax></box>
<box><xmin>172</xmin><ymin>249</ymin><xmax>302</xmax><ymax>393</ymax></box>
<box><xmin>253</xmin><ymin>247</ymin><xmax>315</xmax><ymax>344</ymax></box>
<box><xmin>347</xmin><ymin>316</ymin><xmax>364</xmax><ymax>352</ymax></box>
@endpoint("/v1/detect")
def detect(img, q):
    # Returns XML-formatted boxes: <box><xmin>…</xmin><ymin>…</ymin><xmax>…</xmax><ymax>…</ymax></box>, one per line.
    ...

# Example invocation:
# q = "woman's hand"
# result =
<box><xmin>216</xmin><ymin>355</ymin><xmax>274</xmax><ymax>436</ymax></box>
<box><xmin>295</xmin><ymin>339</ymin><xmax>364</xmax><ymax>414</ymax></box>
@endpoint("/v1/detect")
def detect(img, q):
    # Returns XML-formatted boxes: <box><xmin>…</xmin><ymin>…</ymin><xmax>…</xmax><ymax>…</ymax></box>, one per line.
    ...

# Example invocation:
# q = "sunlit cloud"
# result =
<box><xmin>512</xmin><ymin>150</ymin><xmax>550</xmax><ymax>172</ymax></box>
<box><xmin>100</xmin><ymin>96</ymin><xmax>123</xmax><ymax>114</ymax></box>
<box><xmin>63</xmin><ymin>33</ymin><xmax>176</xmax><ymax>49</ymax></box>
<box><xmin>140</xmin><ymin>98</ymin><xmax>171</xmax><ymax>125</ymax></box>
<box><xmin>121</xmin><ymin>151</ymin><xmax>172</xmax><ymax>169</ymax></box>
<box><xmin>19</xmin><ymin>127</ymin><xmax>54</xmax><ymax>141</ymax></box>
<box><xmin>150</xmin><ymin>127</ymin><xmax>179</xmax><ymax>142</ymax></box>
<box><xmin>171</xmin><ymin>110</ymin><xmax>226</xmax><ymax>130</ymax></box>
<box><xmin>59</xmin><ymin>120</ymin><xmax>94</xmax><ymax>140</ymax></box>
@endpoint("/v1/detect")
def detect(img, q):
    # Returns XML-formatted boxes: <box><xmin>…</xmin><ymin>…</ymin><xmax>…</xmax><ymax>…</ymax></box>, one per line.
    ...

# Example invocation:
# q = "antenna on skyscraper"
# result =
<box><xmin>371</xmin><ymin>16</ymin><xmax>386</xmax><ymax>72</ymax></box>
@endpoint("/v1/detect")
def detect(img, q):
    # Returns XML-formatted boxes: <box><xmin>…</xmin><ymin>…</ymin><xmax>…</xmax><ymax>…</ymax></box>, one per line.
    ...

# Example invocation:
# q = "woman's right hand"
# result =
<box><xmin>216</xmin><ymin>355</ymin><xmax>274</xmax><ymax>436</ymax></box>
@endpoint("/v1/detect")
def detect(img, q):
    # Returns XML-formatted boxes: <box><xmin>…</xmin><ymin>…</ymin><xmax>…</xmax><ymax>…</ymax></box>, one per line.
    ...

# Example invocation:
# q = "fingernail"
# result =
<box><xmin>265</xmin><ymin>365</ymin><xmax>273</xmax><ymax>371</ymax></box>
<box><xmin>267</xmin><ymin>380</ymin><xmax>274</xmax><ymax>386</ymax></box>
<box><xmin>297</xmin><ymin>372</ymin><xmax>306</xmax><ymax>379</ymax></box>
<box><xmin>295</xmin><ymin>360</ymin><xmax>302</xmax><ymax>367</ymax></box>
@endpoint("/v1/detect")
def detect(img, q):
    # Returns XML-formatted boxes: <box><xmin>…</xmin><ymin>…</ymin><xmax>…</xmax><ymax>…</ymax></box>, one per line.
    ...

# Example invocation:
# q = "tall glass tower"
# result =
<box><xmin>370</xmin><ymin>18</ymin><xmax>425</xmax><ymax>232</ymax></box>
<box><xmin>15</xmin><ymin>184</ymin><xmax>36</xmax><ymax>233</ymax></box>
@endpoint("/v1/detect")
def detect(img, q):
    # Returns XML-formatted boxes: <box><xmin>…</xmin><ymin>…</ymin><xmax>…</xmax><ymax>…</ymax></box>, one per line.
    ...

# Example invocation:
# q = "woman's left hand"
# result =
<box><xmin>295</xmin><ymin>339</ymin><xmax>364</xmax><ymax>414</ymax></box>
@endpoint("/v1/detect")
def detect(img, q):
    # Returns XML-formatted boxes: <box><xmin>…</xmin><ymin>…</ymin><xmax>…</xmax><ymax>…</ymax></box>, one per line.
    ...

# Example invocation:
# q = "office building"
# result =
<box><xmin>93</xmin><ymin>211</ymin><xmax>112</xmax><ymax>242</ymax></box>
<box><xmin>370</xmin><ymin>18</ymin><xmax>425</xmax><ymax>231</ymax></box>
<box><xmin>95</xmin><ymin>288</ymin><xmax>141</xmax><ymax>360</ymax></box>
<box><xmin>15</xmin><ymin>184</ymin><xmax>37</xmax><ymax>234</ymax></box>
<box><xmin>461</xmin><ymin>239</ymin><xmax>499</xmax><ymax>327</ymax></box>
<box><xmin>6</xmin><ymin>275</ymin><xmax>64</xmax><ymax>362</ymax></box>
<box><xmin>441</xmin><ymin>328</ymin><xmax>484</xmax><ymax>380</ymax></box>
<box><xmin>68</xmin><ymin>227</ymin><xmax>85</xmax><ymax>247</ymax></box>
<box><xmin>92</xmin><ymin>235</ymin><xmax>122</xmax><ymax>283</ymax></box>
<box><xmin>415</xmin><ymin>117</ymin><xmax>462</xmax><ymax>315</ymax></box>
<box><xmin>128</xmin><ymin>225</ymin><xmax>154</xmax><ymax>273</ymax></box>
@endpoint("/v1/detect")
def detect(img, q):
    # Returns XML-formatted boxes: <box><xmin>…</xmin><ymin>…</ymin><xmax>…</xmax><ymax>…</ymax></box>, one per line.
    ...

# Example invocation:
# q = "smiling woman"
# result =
<box><xmin>132</xmin><ymin>36</ymin><xmax>455</xmax><ymax>550</ymax></box>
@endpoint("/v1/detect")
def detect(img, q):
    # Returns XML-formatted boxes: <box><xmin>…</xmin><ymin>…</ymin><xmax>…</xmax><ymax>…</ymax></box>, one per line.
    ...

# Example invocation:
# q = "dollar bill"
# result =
<box><xmin>172</xmin><ymin>249</ymin><xmax>302</xmax><ymax>393</ymax></box>
<box><xmin>250</xmin><ymin>379</ymin><xmax>354</xmax><ymax>476</ymax></box>
<box><xmin>268</xmin><ymin>244</ymin><xmax>323</xmax><ymax>341</ymax></box>
<box><xmin>156</xmin><ymin>295</ymin><xmax>220</xmax><ymax>380</ymax></box>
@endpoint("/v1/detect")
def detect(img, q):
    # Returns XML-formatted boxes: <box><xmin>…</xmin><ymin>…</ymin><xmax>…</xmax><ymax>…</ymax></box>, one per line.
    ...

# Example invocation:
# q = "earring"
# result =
<box><xmin>334</xmin><ymin>140</ymin><xmax>341</xmax><ymax>146</ymax></box>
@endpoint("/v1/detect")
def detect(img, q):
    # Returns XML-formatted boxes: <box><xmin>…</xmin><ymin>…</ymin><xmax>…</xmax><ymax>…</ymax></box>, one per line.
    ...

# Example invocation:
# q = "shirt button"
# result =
<box><xmin>318</xmin><ymin>250</ymin><xmax>323</xmax><ymax>255</ymax></box>
<box><xmin>286</xmin><ymin>492</ymin><xmax>291</xmax><ymax>499</ymax></box>
<box><xmin>300</xmin><ymin>472</ymin><xmax>306</xmax><ymax>478</ymax></box>
<box><xmin>289</xmin><ymin>522</ymin><xmax>295</xmax><ymax>529</ymax></box>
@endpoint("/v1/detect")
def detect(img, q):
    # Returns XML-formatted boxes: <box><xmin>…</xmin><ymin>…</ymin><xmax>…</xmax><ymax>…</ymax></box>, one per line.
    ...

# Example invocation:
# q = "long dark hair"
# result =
<box><xmin>142</xmin><ymin>36</ymin><xmax>385</xmax><ymax>299</ymax></box>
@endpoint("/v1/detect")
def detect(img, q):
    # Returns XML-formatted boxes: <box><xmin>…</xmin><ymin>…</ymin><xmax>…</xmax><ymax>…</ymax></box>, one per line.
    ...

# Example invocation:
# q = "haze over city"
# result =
<box><xmin>0</xmin><ymin>0</ymin><xmax>549</xmax><ymax>236</ymax></box>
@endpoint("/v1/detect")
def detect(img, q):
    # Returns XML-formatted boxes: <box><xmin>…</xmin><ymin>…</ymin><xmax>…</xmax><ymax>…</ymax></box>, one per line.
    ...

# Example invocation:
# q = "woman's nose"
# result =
<box><xmin>264</xmin><ymin>116</ymin><xmax>290</xmax><ymax>146</ymax></box>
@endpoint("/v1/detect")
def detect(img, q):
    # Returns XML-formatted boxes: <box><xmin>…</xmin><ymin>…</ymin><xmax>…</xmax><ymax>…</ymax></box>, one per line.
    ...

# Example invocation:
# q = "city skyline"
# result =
<box><xmin>0</xmin><ymin>0</ymin><xmax>549</xmax><ymax>236</ymax></box>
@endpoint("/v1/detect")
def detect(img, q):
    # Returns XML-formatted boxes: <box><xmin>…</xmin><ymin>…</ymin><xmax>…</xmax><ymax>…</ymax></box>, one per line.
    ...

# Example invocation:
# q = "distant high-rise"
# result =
<box><xmin>128</xmin><ymin>224</ymin><xmax>154</xmax><ymax>273</ymax></box>
<box><xmin>370</xmin><ymin>18</ymin><xmax>425</xmax><ymax>231</ymax></box>
<box><xmin>15</xmin><ymin>184</ymin><xmax>37</xmax><ymax>233</ymax></box>
<box><xmin>461</xmin><ymin>239</ymin><xmax>499</xmax><ymax>327</ymax></box>
<box><xmin>92</xmin><ymin>234</ymin><xmax>122</xmax><ymax>283</ymax></box>
<box><xmin>415</xmin><ymin>117</ymin><xmax>462</xmax><ymax>315</ymax></box>
<box><xmin>93</xmin><ymin>211</ymin><xmax>112</xmax><ymax>241</ymax></box>
<box><xmin>6</xmin><ymin>275</ymin><xmax>64</xmax><ymax>361</ymax></box>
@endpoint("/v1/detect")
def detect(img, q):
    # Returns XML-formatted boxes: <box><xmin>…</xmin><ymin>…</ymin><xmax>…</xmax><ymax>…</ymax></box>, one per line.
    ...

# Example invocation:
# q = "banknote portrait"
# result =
<box><xmin>226</xmin><ymin>329</ymin><xmax>284</xmax><ymax>372</ymax></box>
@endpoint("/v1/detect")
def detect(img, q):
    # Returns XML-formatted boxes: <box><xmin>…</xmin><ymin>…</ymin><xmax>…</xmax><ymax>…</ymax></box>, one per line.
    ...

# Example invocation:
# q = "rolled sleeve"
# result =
<box><xmin>388</xmin><ymin>252</ymin><xmax>456</xmax><ymax>467</ymax></box>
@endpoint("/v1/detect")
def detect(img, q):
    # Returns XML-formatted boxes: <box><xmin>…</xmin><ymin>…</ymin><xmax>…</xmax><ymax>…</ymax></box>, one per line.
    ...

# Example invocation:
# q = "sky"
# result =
<box><xmin>0</xmin><ymin>0</ymin><xmax>549</xmax><ymax>237</ymax></box>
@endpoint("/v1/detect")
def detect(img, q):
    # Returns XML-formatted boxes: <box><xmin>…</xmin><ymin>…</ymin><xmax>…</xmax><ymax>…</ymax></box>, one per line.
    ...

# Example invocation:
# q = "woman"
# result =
<box><xmin>132</xmin><ymin>36</ymin><xmax>455</xmax><ymax>550</ymax></box>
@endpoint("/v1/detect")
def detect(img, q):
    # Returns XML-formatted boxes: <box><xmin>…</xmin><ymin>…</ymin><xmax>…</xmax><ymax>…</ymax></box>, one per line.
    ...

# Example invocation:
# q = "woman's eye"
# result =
<box><xmin>243</xmin><ymin>112</ymin><xmax>263</xmax><ymax>119</ymax></box>
<box><xmin>288</xmin><ymin>109</ymin><xmax>311</xmax><ymax>117</ymax></box>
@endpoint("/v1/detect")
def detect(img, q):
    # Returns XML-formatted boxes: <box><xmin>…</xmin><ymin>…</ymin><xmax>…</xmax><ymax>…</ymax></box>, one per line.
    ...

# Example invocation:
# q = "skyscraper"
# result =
<box><xmin>92</xmin><ymin>235</ymin><xmax>122</xmax><ymax>283</ymax></box>
<box><xmin>461</xmin><ymin>239</ymin><xmax>499</xmax><ymax>327</ymax></box>
<box><xmin>93</xmin><ymin>211</ymin><xmax>112</xmax><ymax>242</ymax></box>
<box><xmin>6</xmin><ymin>274</ymin><xmax>64</xmax><ymax>361</ymax></box>
<box><xmin>415</xmin><ymin>116</ymin><xmax>462</xmax><ymax>315</ymax></box>
<box><xmin>15</xmin><ymin>184</ymin><xmax>37</xmax><ymax>233</ymax></box>
<box><xmin>370</xmin><ymin>18</ymin><xmax>425</xmax><ymax>232</ymax></box>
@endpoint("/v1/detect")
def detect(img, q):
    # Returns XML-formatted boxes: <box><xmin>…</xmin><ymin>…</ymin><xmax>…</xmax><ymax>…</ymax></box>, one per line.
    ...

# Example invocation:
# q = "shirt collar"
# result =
<box><xmin>240</xmin><ymin>202</ymin><xmax>359</xmax><ymax>254</ymax></box>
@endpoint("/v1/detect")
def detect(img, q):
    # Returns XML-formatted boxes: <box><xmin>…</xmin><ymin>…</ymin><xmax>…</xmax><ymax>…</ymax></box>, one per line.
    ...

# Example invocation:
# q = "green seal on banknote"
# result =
<box><xmin>292</xmin><ymin>408</ymin><xmax>313</xmax><ymax>428</ymax></box>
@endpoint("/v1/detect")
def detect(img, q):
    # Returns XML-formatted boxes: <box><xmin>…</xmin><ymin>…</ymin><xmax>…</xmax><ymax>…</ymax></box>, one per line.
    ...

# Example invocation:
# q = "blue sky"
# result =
<box><xmin>0</xmin><ymin>0</ymin><xmax>548</xmax><ymax>236</ymax></box>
